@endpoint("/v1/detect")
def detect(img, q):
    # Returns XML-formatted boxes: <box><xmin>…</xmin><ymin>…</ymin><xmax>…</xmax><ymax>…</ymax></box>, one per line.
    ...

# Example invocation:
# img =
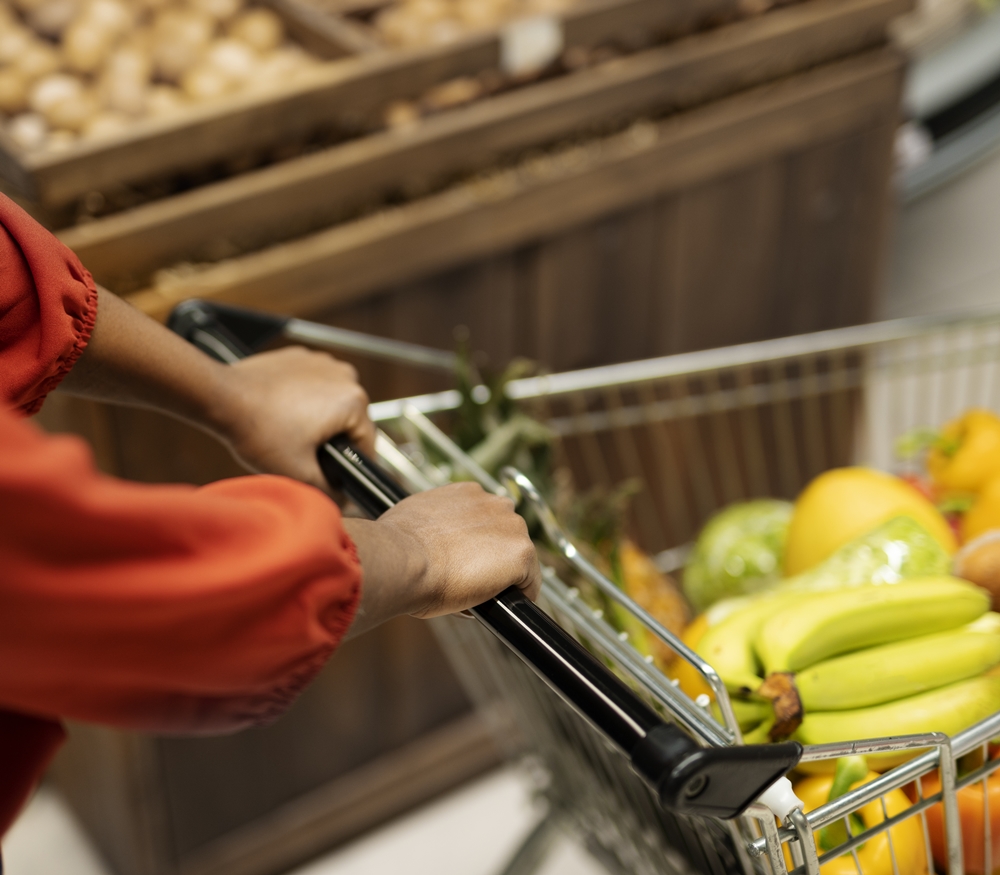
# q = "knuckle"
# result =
<box><xmin>519</xmin><ymin>539</ymin><xmax>537</xmax><ymax>563</ymax></box>
<box><xmin>352</xmin><ymin>385</ymin><xmax>370</xmax><ymax>406</ymax></box>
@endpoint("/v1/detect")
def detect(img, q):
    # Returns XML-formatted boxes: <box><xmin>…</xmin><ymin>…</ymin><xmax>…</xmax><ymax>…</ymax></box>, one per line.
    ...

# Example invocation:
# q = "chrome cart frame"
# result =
<box><xmin>176</xmin><ymin>301</ymin><xmax>1000</xmax><ymax>875</ymax></box>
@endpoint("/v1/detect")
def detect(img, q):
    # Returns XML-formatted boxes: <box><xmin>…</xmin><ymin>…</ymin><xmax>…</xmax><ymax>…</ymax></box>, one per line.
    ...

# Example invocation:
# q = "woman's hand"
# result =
<box><xmin>61</xmin><ymin>289</ymin><xmax>375</xmax><ymax>493</ymax></box>
<box><xmin>212</xmin><ymin>346</ymin><xmax>376</xmax><ymax>492</ymax></box>
<box><xmin>343</xmin><ymin>482</ymin><xmax>542</xmax><ymax>637</ymax></box>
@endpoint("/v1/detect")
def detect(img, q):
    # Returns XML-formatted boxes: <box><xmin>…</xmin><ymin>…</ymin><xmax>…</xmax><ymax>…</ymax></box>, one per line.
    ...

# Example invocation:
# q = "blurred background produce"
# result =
<box><xmin>373</xmin><ymin>0</ymin><xmax>575</xmax><ymax>48</ymax></box>
<box><xmin>0</xmin><ymin>0</ymin><xmax>323</xmax><ymax>152</ymax></box>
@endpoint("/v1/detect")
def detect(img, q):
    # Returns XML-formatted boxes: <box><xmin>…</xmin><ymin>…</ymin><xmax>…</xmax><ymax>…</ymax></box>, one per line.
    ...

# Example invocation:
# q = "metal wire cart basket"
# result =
<box><xmin>173</xmin><ymin>302</ymin><xmax>1000</xmax><ymax>875</ymax></box>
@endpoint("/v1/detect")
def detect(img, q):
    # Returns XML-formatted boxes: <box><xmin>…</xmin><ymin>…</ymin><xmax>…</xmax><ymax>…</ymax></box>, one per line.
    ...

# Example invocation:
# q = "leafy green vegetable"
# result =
<box><xmin>683</xmin><ymin>500</ymin><xmax>793</xmax><ymax>611</ymax></box>
<box><xmin>784</xmin><ymin>514</ymin><xmax>950</xmax><ymax>592</ymax></box>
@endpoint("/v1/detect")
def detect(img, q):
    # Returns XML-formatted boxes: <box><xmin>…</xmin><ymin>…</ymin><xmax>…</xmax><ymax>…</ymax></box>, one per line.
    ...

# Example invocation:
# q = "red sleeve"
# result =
<box><xmin>0</xmin><ymin>194</ymin><xmax>97</xmax><ymax>414</ymax></box>
<box><xmin>0</xmin><ymin>193</ymin><xmax>362</xmax><ymax>833</ymax></box>
<box><xmin>0</xmin><ymin>409</ymin><xmax>362</xmax><ymax>733</ymax></box>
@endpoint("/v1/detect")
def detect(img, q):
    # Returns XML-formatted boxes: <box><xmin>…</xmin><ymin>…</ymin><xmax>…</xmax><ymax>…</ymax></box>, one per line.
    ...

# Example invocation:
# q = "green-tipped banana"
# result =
<box><xmin>755</xmin><ymin>577</ymin><xmax>989</xmax><ymax>675</ymax></box>
<box><xmin>796</xmin><ymin>612</ymin><xmax>1000</xmax><ymax>710</ymax></box>
<box><xmin>742</xmin><ymin>717</ymin><xmax>776</xmax><ymax>745</ymax></box>
<box><xmin>712</xmin><ymin>697</ymin><xmax>772</xmax><ymax>731</ymax></box>
<box><xmin>695</xmin><ymin>590</ymin><xmax>811</xmax><ymax>694</ymax></box>
<box><xmin>795</xmin><ymin>676</ymin><xmax>1000</xmax><ymax>751</ymax></box>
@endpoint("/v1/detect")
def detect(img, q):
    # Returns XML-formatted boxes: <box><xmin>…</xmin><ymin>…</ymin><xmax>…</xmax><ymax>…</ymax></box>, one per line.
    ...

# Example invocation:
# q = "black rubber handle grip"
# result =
<box><xmin>171</xmin><ymin>299</ymin><xmax>801</xmax><ymax>818</ymax></box>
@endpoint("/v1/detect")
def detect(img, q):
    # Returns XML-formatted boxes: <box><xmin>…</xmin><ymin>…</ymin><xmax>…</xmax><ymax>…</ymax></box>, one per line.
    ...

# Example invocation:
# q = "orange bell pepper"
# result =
<box><xmin>922</xmin><ymin>767</ymin><xmax>1000</xmax><ymax>875</ymax></box>
<box><xmin>928</xmin><ymin>410</ymin><xmax>1000</xmax><ymax>495</ymax></box>
<box><xmin>793</xmin><ymin>763</ymin><xmax>928</xmax><ymax>875</ymax></box>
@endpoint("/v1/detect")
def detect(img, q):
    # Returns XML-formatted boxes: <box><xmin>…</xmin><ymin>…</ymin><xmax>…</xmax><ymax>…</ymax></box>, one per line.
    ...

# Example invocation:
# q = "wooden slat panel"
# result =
<box><xmin>666</xmin><ymin>158</ymin><xmax>787</xmax><ymax>353</ymax></box>
<box><xmin>768</xmin><ymin>119</ymin><xmax>898</xmax><ymax>335</ymax></box>
<box><xmin>123</xmin><ymin>49</ymin><xmax>904</xmax><ymax>322</ymax></box>
<box><xmin>61</xmin><ymin>0</ymin><xmax>908</xmax><ymax>291</ymax></box>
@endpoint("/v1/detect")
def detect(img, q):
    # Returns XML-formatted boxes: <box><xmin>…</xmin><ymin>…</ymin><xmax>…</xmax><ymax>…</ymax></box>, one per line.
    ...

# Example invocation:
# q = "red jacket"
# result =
<box><xmin>0</xmin><ymin>195</ymin><xmax>362</xmax><ymax>834</ymax></box>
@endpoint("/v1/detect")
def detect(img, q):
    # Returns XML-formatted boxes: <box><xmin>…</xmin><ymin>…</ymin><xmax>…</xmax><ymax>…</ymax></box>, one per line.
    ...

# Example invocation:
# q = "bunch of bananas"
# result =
<box><xmin>696</xmin><ymin>575</ymin><xmax>1000</xmax><ymax>764</ymax></box>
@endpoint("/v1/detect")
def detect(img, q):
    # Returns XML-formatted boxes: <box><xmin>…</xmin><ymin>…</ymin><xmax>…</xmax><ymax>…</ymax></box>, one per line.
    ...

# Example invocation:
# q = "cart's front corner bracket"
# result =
<box><xmin>632</xmin><ymin>725</ymin><xmax>802</xmax><ymax>819</ymax></box>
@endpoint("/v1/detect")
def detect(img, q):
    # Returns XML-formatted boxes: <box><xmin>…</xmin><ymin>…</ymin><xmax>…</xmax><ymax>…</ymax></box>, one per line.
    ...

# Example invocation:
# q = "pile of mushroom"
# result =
<box><xmin>374</xmin><ymin>0</ymin><xmax>576</xmax><ymax>48</ymax></box>
<box><xmin>0</xmin><ymin>0</ymin><xmax>323</xmax><ymax>152</ymax></box>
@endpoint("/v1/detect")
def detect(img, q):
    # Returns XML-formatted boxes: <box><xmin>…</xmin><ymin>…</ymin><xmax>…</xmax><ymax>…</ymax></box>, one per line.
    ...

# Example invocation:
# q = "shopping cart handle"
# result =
<box><xmin>318</xmin><ymin>438</ymin><xmax>802</xmax><ymax>818</ymax></box>
<box><xmin>170</xmin><ymin>301</ymin><xmax>802</xmax><ymax>819</ymax></box>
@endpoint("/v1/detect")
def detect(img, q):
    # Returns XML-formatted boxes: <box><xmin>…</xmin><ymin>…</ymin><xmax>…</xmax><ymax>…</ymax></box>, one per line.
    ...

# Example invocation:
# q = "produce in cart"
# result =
<box><xmin>922</xmin><ymin>751</ymin><xmax>1000</xmax><ymax>875</ymax></box>
<box><xmin>784</xmin><ymin>466</ymin><xmax>956</xmax><ymax>575</ymax></box>
<box><xmin>898</xmin><ymin>408</ymin><xmax>1000</xmax><ymax>542</ymax></box>
<box><xmin>674</xmin><ymin>465</ymin><xmax>1000</xmax><ymax>763</ymax></box>
<box><xmin>682</xmin><ymin>498</ymin><xmax>792</xmax><ymax>611</ymax></box>
<box><xmin>416</xmin><ymin>354</ymin><xmax>1000</xmax><ymax>769</ymax></box>
<box><xmin>791</xmin><ymin>756</ymin><xmax>927</xmax><ymax>875</ymax></box>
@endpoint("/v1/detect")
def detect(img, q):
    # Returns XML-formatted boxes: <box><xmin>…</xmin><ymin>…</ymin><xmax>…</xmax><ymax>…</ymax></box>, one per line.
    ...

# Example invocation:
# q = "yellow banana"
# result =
<box><xmin>755</xmin><ymin>576</ymin><xmax>989</xmax><ymax>675</ymax></box>
<box><xmin>796</xmin><ymin>612</ymin><xmax>1000</xmax><ymax>711</ymax></box>
<box><xmin>795</xmin><ymin>675</ymin><xmax>1000</xmax><ymax>768</ymax></box>
<box><xmin>695</xmin><ymin>590</ymin><xmax>809</xmax><ymax>694</ymax></box>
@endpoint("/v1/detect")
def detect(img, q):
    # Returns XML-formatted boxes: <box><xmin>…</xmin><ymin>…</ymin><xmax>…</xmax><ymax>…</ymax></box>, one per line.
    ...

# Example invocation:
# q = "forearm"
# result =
<box><xmin>59</xmin><ymin>288</ymin><xmax>233</xmax><ymax>436</ymax></box>
<box><xmin>58</xmin><ymin>288</ymin><xmax>375</xmax><ymax>490</ymax></box>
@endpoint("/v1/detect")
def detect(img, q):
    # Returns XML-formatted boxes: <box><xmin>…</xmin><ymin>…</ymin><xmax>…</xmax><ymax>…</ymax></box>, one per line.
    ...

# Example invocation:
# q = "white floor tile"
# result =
<box><xmin>2</xmin><ymin>786</ymin><xmax>111</xmax><ymax>875</ymax></box>
<box><xmin>286</xmin><ymin>766</ymin><xmax>608</xmax><ymax>875</ymax></box>
<box><xmin>0</xmin><ymin>768</ymin><xmax>608</xmax><ymax>875</ymax></box>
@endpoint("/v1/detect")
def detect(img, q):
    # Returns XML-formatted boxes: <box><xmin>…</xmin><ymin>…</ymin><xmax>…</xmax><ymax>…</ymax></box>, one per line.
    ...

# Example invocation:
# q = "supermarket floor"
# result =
<box><xmin>2</xmin><ymin>766</ymin><xmax>609</xmax><ymax>875</ymax></box>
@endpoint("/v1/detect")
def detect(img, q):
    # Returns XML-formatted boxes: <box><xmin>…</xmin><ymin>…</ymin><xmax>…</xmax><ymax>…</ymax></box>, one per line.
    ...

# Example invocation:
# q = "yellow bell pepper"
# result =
<box><xmin>928</xmin><ymin>409</ymin><xmax>1000</xmax><ymax>495</ymax></box>
<box><xmin>792</xmin><ymin>764</ymin><xmax>928</xmax><ymax>875</ymax></box>
<box><xmin>963</xmin><ymin>475</ymin><xmax>1000</xmax><ymax>542</ymax></box>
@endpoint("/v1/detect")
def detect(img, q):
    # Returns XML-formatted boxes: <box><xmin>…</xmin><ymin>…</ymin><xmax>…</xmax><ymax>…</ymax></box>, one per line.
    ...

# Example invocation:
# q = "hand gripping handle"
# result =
<box><xmin>171</xmin><ymin>299</ymin><xmax>801</xmax><ymax>818</ymax></box>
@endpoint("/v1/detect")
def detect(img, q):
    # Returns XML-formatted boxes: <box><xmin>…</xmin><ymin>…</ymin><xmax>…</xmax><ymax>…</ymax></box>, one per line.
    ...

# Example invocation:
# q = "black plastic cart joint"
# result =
<box><xmin>169</xmin><ymin>298</ymin><xmax>801</xmax><ymax>819</ymax></box>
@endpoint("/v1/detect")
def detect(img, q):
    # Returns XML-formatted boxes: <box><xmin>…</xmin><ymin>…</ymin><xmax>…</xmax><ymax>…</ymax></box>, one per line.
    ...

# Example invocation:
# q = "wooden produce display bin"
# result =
<box><xmin>1</xmin><ymin>0</ymin><xmax>745</xmax><ymax>212</ymax></box>
<box><xmin>57</xmin><ymin>0</ymin><xmax>907</xmax><ymax>298</ymax></box>
<box><xmin>36</xmin><ymin>4</ymin><xmax>908</xmax><ymax>875</ymax></box>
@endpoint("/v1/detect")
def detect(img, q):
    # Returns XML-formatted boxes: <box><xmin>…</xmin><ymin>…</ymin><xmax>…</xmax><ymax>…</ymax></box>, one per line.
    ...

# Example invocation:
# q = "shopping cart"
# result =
<box><xmin>172</xmin><ymin>300</ymin><xmax>1000</xmax><ymax>875</ymax></box>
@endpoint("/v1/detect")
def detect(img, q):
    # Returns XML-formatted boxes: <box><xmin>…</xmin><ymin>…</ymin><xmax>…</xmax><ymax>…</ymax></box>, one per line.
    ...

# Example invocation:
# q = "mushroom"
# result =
<box><xmin>98</xmin><ymin>44</ymin><xmax>152</xmax><ymax>114</ymax></box>
<box><xmin>246</xmin><ymin>44</ymin><xmax>313</xmax><ymax>89</ymax></box>
<box><xmin>44</xmin><ymin>90</ymin><xmax>100</xmax><ymax>132</ymax></box>
<box><xmin>227</xmin><ymin>7</ymin><xmax>283</xmax><ymax>53</ymax></box>
<box><xmin>82</xmin><ymin>110</ymin><xmax>129</xmax><ymax>139</ymax></box>
<box><xmin>15</xmin><ymin>40</ymin><xmax>62</xmax><ymax>82</ymax></box>
<box><xmin>203</xmin><ymin>37</ymin><xmax>256</xmax><ymax>86</ymax></box>
<box><xmin>77</xmin><ymin>0</ymin><xmax>134</xmax><ymax>39</ymax></box>
<box><xmin>0</xmin><ymin>27</ymin><xmax>34</xmax><ymax>66</ymax></box>
<box><xmin>0</xmin><ymin>69</ymin><xmax>29</xmax><ymax>115</ymax></box>
<box><xmin>146</xmin><ymin>83</ymin><xmax>188</xmax><ymax>115</ymax></box>
<box><xmin>29</xmin><ymin>73</ymin><xmax>84</xmax><ymax>115</ymax></box>
<box><xmin>383</xmin><ymin>98</ymin><xmax>420</xmax><ymax>129</ymax></box>
<box><xmin>45</xmin><ymin>127</ymin><xmax>77</xmax><ymax>150</ymax></box>
<box><xmin>181</xmin><ymin>61</ymin><xmax>231</xmax><ymax>100</ymax></box>
<box><xmin>151</xmin><ymin>9</ymin><xmax>215</xmax><ymax>82</ymax></box>
<box><xmin>63</xmin><ymin>19</ymin><xmax>118</xmax><ymax>73</ymax></box>
<box><xmin>7</xmin><ymin>113</ymin><xmax>48</xmax><ymax>150</ymax></box>
<box><xmin>27</xmin><ymin>0</ymin><xmax>81</xmax><ymax>37</ymax></box>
